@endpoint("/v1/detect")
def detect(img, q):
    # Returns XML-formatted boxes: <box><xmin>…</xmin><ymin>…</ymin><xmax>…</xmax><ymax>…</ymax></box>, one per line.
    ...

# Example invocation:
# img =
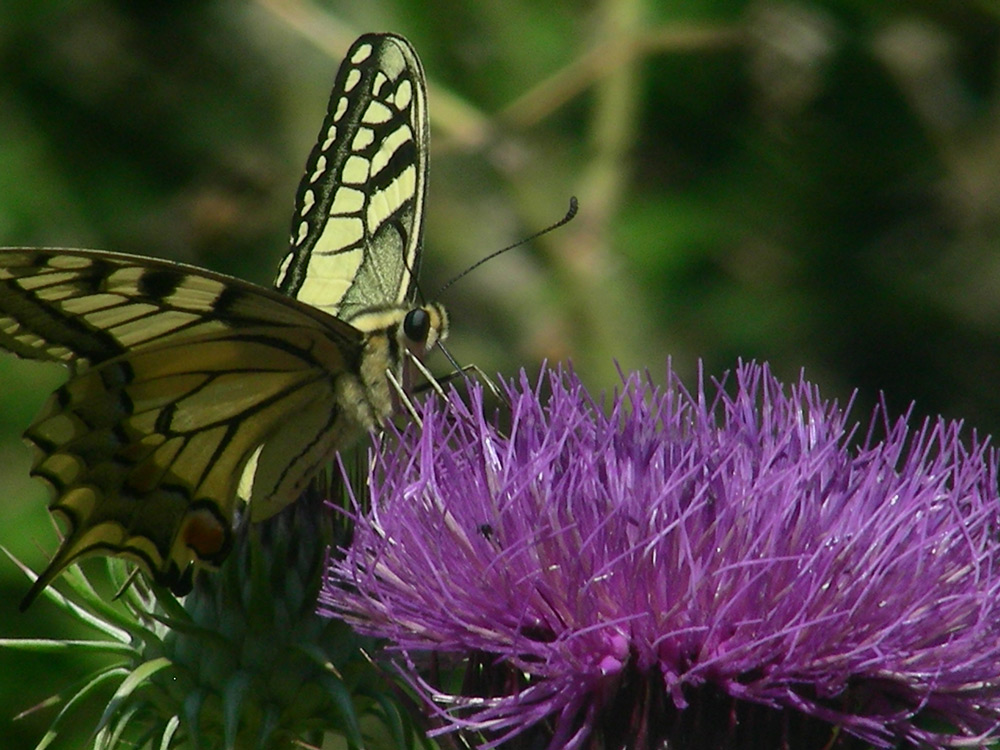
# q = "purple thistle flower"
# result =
<box><xmin>320</xmin><ymin>362</ymin><xmax>1000</xmax><ymax>749</ymax></box>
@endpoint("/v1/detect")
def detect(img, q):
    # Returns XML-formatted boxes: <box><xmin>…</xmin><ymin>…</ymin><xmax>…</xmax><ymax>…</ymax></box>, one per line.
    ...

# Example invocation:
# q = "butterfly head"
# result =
<box><xmin>349</xmin><ymin>301</ymin><xmax>448</xmax><ymax>360</ymax></box>
<box><xmin>402</xmin><ymin>301</ymin><xmax>449</xmax><ymax>357</ymax></box>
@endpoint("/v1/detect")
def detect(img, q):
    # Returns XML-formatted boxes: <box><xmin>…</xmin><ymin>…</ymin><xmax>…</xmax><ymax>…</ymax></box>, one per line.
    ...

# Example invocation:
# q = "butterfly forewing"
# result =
<box><xmin>0</xmin><ymin>250</ymin><xmax>342</xmax><ymax>367</ymax></box>
<box><xmin>275</xmin><ymin>34</ymin><xmax>428</xmax><ymax>320</ymax></box>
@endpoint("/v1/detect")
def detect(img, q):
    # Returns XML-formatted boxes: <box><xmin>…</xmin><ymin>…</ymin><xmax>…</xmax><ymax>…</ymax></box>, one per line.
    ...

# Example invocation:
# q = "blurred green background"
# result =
<box><xmin>3</xmin><ymin>0</ymin><xmax>1000</xmax><ymax>747</ymax></box>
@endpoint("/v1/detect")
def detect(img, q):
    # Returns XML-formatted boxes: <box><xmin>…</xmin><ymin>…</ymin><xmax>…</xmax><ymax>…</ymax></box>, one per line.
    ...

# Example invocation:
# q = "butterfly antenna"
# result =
<box><xmin>436</xmin><ymin>196</ymin><xmax>578</xmax><ymax>297</ymax></box>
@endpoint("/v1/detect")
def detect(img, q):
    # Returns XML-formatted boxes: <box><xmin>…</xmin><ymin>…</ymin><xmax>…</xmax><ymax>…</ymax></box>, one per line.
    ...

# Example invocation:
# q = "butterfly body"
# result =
<box><xmin>1</xmin><ymin>32</ymin><xmax>444</xmax><ymax>607</ymax></box>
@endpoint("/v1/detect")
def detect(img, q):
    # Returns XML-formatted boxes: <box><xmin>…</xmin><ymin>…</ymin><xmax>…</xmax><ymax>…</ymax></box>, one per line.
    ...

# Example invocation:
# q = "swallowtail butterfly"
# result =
<box><xmin>0</xmin><ymin>33</ymin><xmax>446</xmax><ymax>608</ymax></box>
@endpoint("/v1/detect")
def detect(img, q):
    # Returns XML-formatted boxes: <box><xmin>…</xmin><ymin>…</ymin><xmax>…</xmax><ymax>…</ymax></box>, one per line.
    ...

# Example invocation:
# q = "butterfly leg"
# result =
<box><xmin>415</xmin><ymin>361</ymin><xmax>507</xmax><ymax>406</ymax></box>
<box><xmin>386</xmin><ymin>367</ymin><xmax>424</xmax><ymax>428</ymax></box>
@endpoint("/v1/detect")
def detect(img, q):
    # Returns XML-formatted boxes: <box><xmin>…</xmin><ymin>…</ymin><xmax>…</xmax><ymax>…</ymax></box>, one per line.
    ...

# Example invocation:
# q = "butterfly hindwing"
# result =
<box><xmin>275</xmin><ymin>33</ymin><xmax>428</xmax><ymax>319</ymax></box>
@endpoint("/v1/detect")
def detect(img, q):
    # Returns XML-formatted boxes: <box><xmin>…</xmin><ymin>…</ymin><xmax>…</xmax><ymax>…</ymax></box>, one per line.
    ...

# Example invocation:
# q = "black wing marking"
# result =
<box><xmin>274</xmin><ymin>33</ymin><xmax>429</xmax><ymax>320</ymax></box>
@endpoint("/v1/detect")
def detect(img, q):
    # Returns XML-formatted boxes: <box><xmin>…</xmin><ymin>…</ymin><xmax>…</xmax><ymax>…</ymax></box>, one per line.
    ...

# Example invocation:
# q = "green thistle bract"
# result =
<box><xmin>5</xmin><ymin>485</ymin><xmax>415</xmax><ymax>750</ymax></box>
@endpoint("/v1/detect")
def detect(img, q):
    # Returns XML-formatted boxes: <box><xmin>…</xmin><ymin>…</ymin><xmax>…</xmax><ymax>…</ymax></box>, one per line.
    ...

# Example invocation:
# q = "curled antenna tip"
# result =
<box><xmin>567</xmin><ymin>196</ymin><xmax>578</xmax><ymax>219</ymax></box>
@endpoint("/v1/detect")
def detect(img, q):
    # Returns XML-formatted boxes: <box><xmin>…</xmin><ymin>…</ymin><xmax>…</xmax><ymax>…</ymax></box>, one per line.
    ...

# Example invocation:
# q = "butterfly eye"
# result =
<box><xmin>403</xmin><ymin>308</ymin><xmax>431</xmax><ymax>343</ymax></box>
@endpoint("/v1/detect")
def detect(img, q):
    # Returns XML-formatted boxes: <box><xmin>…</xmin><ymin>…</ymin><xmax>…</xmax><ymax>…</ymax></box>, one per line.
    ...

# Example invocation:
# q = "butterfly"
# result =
<box><xmin>0</xmin><ymin>33</ymin><xmax>446</xmax><ymax>609</ymax></box>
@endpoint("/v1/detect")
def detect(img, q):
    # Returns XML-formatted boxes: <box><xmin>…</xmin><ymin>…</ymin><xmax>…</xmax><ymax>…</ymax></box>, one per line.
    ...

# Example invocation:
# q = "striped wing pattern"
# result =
<box><xmin>1</xmin><ymin>250</ymin><xmax>370</xmax><ymax>606</ymax></box>
<box><xmin>274</xmin><ymin>34</ymin><xmax>428</xmax><ymax>320</ymax></box>
<box><xmin>2</xmin><ymin>33</ymin><xmax>440</xmax><ymax>608</ymax></box>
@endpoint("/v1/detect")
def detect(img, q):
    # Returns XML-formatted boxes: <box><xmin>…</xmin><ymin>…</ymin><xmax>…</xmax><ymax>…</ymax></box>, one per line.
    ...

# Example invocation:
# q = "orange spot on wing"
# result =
<box><xmin>180</xmin><ymin>506</ymin><xmax>231</xmax><ymax>563</ymax></box>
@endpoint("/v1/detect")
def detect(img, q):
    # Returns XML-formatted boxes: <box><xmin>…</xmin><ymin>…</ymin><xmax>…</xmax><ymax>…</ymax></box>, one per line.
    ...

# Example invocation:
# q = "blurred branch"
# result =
<box><xmin>254</xmin><ymin>0</ymin><xmax>493</xmax><ymax>150</ymax></box>
<box><xmin>501</xmin><ymin>24</ymin><xmax>745</xmax><ymax>130</ymax></box>
<box><xmin>525</xmin><ymin>0</ymin><xmax>650</xmax><ymax>380</ymax></box>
